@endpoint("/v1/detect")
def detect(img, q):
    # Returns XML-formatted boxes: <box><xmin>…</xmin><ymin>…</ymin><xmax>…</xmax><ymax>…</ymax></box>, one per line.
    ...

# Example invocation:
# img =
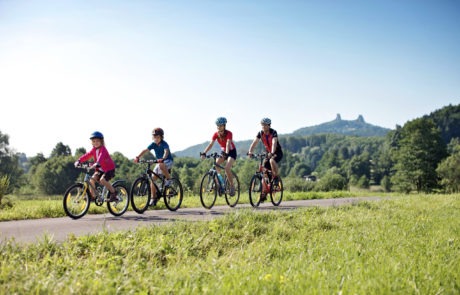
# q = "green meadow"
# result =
<box><xmin>1</xmin><ymin>194</ymin><xmax>459</xmax><ymax>294</ymax></box>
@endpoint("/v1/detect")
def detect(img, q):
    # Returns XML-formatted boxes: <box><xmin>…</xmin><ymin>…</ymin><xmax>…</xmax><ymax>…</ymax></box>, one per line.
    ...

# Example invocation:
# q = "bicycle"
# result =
<box><xmin>130</xmin><ymin>159</ymin><xmax>183</xmax><ymax>213</ymax></box>
<box><xmin>199</xmin><ymin>152</ymin><xmax>240</xmax><ymax>209</ymax></box>
<box><xmin>248</xmin><ymin>153</ymin><xmax>283</xmax><ymax>207</ymax></box>
<box><xmin>63</xmin><ymin>163</ymin><xmax>130</xmax><ymax>219</ymax></box>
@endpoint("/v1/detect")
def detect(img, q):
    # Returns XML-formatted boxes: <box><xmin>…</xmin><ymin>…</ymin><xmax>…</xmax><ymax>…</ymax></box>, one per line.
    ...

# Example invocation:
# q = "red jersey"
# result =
<box><xmin>257</xmin><ymin>128</ymin><xmax>282</xmax><ymax>154</ymax></box>
<box><xmin>212</xmin><ymin>130</ymin><xmax>236</xmax><ymax>151</ymax></box>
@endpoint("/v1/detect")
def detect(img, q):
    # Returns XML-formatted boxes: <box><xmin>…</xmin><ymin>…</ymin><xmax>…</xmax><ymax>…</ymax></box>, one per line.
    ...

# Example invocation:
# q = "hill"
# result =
<box><xmin>423</xmin><ymin>103</ymin><xmax>460</xmax><ymax>144</ymax></box>
<box><xmin>174</xmin><ymin>114</ymin><xmax>390</xmax><ymax>158</ymax></box>
<box><xmin>292</xmin><ymin>114</ymin><xmax>391</xmax><ymax>137</ymax></box>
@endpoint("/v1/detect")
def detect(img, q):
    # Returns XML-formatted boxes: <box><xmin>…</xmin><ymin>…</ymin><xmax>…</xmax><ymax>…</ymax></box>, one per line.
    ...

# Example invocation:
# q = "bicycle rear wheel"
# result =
<box><xmin>130</xmin><ymin>177</ymin><xmax>150</xmax><ymax>214</ymax></box>
<box><xmin>63</xmin><ymin>183</ymin><xmax>90</xmax><ymax>219</ymax></box>
<box><xmin>270</xmin><ymin>176</ymin><xmax>283</xmax><ymax>206</ymax></box>
<box><xmin>107</xmin><ymin>182</ymin><xmax>130</xmax><ymax>216</ymax></box>
<box><xmin>225</xmin><ymin>171</ymin><xmax>240</xmax><ymax>207</ymax></box>
<box><xmin>248</xmin><ymin>175</ymin><xmax>263</xmax><ymax>207</ymax></box>
<box><xmin>200</xmin><ymin>172</ymin><xmax>218</xmax><ymax>209</ymax></box>
<box><xmin>163</xmin><ymin>178</ymin><xmax>183</xmax><ymax>211</ymax></box>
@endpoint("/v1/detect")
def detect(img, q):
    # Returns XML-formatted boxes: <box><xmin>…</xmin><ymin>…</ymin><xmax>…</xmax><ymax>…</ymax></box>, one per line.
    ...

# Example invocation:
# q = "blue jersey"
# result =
<box><xmin>147</xmin><ymin>140</ymin><xmax>173</xmax><ymax>161</ymax></box>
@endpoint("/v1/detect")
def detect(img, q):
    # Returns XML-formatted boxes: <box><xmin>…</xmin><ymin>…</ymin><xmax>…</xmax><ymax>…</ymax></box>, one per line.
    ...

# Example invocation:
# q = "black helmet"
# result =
<box><xmin>152</xmin><ymin>128</ymin><xmax>164</xmax><ymax>136</ymax></box>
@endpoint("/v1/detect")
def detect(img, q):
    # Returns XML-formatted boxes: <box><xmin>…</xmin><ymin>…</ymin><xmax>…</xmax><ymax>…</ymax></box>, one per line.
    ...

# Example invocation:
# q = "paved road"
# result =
<box><xmin>0</xmin><ymin>197</ymin><xmax>383</xmax><ymax>244</ymax></box>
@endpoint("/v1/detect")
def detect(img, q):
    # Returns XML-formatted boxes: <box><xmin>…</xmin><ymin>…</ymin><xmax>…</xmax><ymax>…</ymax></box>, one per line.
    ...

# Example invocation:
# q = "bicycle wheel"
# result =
<box><xmin>63</xmin><ymin>183</ymin><xmax>90</xmax><ymax>219</ymax></box>
<box><xmin>200</xmin><ymin>172</ymin><xmax>218</xmax><ymax>209</ymax></box>
<box><xmin>270</xmin><ymin>176</ymin><xmax>283</xmax><ymax>206</ymax></box>
<box><xmin>248</xmin><ymin>175</ymin><xmax>263</xmax><ymax>207</ymax></box>
<box><xmin>163</xmin><ymin>178</ymin><xmax>183</xmax><ymax>211</ymax></box>
<box><xmin>107</xmin><ymin>182</ymin><xmax>130</xmax><ymax>216</ymax></box>
<box><xmin>130</xmin><ymin>177</ymin><xmax>151</xmax><ymax>214</ymax></box>
<box><xmin>225</xmin><ymin>171</ymin><xmax>240</xmax><ymax>207</ymax></box>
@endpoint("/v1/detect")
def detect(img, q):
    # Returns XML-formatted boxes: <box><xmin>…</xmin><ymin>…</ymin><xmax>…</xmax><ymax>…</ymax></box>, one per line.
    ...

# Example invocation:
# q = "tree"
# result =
<box><xmin>0</xmin><ymin>130</ymin><xmax>24</xmax><ymax>191</ymax></box>
<box><xmin>32</xmin><ymin>156</ymin><xmax>79</xmax><ymax>195</ymax></box>
<box><xmin>50</xmin><ymin>142</ymin><xmax>72</xmax><ymax>157</ymax></box>
<box><xmin>392</xmin><ymin>118</ymin><xmax>447</xmax><ymax>193</ymax></box>
<box><xmin>436</xmin><ymin>139</ymin><xmax>460</xmax><ymax>193</ymax></box>
<box><xmin>0</xmin><ymin>175</ymin><xmax>10</xmax><ymax>205</ymax></box>
<box><xmin>290</xmin><ymin>162</ymin><xmax>311</xmax><ymax>178</ymax></box>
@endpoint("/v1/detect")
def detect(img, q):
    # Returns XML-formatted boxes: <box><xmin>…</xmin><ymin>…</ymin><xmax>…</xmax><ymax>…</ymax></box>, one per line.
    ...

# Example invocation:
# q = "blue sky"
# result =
<box><xmin>0</xmin><ymin>0</ymin><xmax>459</xmax><ymax>158</ymax></box>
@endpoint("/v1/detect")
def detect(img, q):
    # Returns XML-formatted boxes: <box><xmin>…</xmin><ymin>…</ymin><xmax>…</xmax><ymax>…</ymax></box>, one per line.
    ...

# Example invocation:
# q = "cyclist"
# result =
<box><xmin>74</xmin><ymin>131</ymin><xmax>118</xmax><ymax>202</ymax></box>
<box><xmin>134</xmin><ymin>127</ymin><xmax>173</xmax><ymax>206</ymax></box>
<box><xmin>201</xmin><ymin>117</ymin><xmax>237</xmax><ymax>196</ymax></box>
<box><xmin>247</xmin><ymin>117</ymin><xmax>283</xmax><ymax>190</ymax></box>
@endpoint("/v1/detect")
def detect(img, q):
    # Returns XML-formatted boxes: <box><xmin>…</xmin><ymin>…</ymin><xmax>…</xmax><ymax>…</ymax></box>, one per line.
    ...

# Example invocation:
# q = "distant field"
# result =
<box><xmin>1</xmin><ymin>194</ymin><xmax>458</xmax><ymax>294</ymax></box>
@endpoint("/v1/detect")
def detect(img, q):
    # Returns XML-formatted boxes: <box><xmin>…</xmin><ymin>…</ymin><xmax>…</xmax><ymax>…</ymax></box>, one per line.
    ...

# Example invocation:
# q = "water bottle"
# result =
<box><xmin>217</xmin><ymin>173</ymin><xmax>224</xmax><ymax>187</ymax></box>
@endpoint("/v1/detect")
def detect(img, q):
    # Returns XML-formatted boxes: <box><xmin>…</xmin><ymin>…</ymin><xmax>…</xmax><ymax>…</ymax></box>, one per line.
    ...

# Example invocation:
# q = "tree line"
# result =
<box><xmin>1</xmin><ymin>104</ymin><xmax>459</xmax><ymax>199</ymax></box>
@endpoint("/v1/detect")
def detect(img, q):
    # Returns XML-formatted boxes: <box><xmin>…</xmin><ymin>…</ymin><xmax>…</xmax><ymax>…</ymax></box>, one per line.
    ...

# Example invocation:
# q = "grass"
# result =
<box><xmin>1</xmin><ymin>194</ymin><xmax>459</xmax><ymax>294</ymax></box>
<box><xmin>0</xmin><ymin>191</ymin><xmax>376</xmax><ymax>221</ymax></box>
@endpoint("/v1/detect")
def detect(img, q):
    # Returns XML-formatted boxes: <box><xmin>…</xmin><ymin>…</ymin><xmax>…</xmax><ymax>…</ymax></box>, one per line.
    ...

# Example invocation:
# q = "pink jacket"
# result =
<box><xmin>78</xmin><ymin>146</ymin><xmax>116</xmax><ymax>172</ymax></box>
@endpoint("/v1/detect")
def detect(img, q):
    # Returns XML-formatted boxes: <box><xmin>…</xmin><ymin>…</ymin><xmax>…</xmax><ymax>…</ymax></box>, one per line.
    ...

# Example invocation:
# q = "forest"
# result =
<box><xmin>1</xmin><ymin>104</ymin><xmax>459</xmax><ymax>201</ymax></box>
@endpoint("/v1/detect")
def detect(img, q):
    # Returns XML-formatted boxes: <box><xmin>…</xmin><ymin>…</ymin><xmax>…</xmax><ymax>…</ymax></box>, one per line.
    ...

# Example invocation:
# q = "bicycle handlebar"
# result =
<box><xmin>75</xmin><ymin>162</ymin><xmax>94</xmax><ymax>171</ymax></box>
<box><xmin>200</xmin><ymin>152</ymin><xmax>223</xmax><ymax>159</ymax></box>
<box><xmin>137</xmin><ymin>159</ymin><xmax>161</xmax><ymax>164</ymax></box>
<box><xmin>247</xmin><ymin>153</ymin><xmax>269</xmax><ymax>159</ymax></box>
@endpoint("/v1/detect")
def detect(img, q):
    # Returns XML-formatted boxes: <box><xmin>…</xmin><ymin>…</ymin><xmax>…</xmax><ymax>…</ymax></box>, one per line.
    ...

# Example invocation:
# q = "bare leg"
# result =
<box><xmin>225</xmin><ymin>157</ymin><xmax>235</xmax><ymax>186</ymax></box>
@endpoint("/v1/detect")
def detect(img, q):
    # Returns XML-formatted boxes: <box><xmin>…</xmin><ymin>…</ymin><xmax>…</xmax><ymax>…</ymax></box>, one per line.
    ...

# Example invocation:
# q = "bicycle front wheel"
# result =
<box><xmin>225</xmin><ymin>171</ymin><xmax>240</xmax><ymax>207</ymax></box>
<box><xmin>63</xmin><ymin>183</ymin><xmax>90</xmax><ymax>219</ymax></box>
<box><xmin>270</xmin><ymin>177</ymin><xmax>283</xmax><ymax>206</ymax></box>
<box><xmin>200</xmin><ymin>172</ymin><xmax>218</xmax><ymax>209</ymax></box>
<box><xmin>130</xmin><ymin>177</ymin><xmax>151</xmax><ymax>214</ymax></box>
<box><xmin>248</xmin><ymin>175</ymin><xmax>263</xmax><ymax>207</ymax></box>
<box><xmin>163</xmin><ymin>178</ymin><xmax>183</xmax><ymax>211</ymax></box>
<box><xmin>107</xmin><ymin>182</ymin><xmax>130</xmax><ymax>216</ymax></box>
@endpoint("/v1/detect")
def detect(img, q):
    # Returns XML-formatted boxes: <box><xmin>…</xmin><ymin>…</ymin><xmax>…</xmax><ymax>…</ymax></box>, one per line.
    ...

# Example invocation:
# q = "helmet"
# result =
<box><xmin>152</xmin><ymin>128</ymin><xmax>164</xmax><ymax>136</ymax></box>
<box><xmin>215</xmin><ymin>117</ymin><xmax>227</xmax><ymax>126</ymax></box>
<box><xmin>90</xmin><ymin>131</ymin><xmax>104</xmax><ymax>139</ymax></box>
<box><xmin>261</xmin><ymin>117</ymin><xmax>271</xmax><ymax>125</ymax></box>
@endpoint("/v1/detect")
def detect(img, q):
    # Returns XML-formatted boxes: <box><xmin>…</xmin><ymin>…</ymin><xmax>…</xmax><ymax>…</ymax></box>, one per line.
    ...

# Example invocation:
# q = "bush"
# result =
<box><xmin>0</xmin><ymin>175</ymin><xmax>10</xmax><ymax>205</ymax></box>
<box><xmin>284</xmin><ymin>177</ymin><xmax>316</xmax><ymax>192</ymax></box>
<box><xmin>314</xmin><ymin>173</ymin><xmax>347</xmax><ymax>192</ymax></box>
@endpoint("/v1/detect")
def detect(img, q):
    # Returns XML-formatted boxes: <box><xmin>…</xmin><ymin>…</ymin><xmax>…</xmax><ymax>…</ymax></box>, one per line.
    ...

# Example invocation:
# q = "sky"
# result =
<box><xmin>0</xmin><ymin>0</ymin><xmax>459</xmax><ymax>158</ymax></box>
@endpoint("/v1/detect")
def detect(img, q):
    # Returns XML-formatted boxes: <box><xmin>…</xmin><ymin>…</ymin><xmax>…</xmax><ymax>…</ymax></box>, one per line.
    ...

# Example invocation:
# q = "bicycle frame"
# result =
<box><xmin>79</xmin><ymin>164</ymin><xmax>109</xmax><ymax>205</ymax></box>
<box><xmin>138</xmin><ymin>159</ymin><xmax>167</xmax><ymax>195</ymax></box>
<box><xmin>252</xmin><ymin>153</ymin><xmax>272</xmax><ymax>193</ymax></box>
<box><xmin>203</xmin><ymin>152</ymin><xmax>227</xmax><ymax>191</ymax></box>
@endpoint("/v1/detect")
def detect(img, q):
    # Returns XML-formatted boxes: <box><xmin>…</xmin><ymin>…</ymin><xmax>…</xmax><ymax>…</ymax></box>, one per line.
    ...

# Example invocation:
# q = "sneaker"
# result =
<box><xmin>107</xmin><ymin>192</ymin><xmax>118</xmax><ymax>202</ymax></box>
<box><xmin>165</xmin><ymin>179</ymin><xmax>173</xmax><ymax>187</ymax></box>
<box><xmin>229</xmin><ymin>186</ymin><xmax>235</xmax><ymax>197</ymax></box>
<box><xmin>149</xmin><ymin>197</ymin><xmax>158</xmax><ymax>206</ymax></box>
<box><xmin>260</xmin><ymin>193</ymin><xmax>266</xmax><ymax>202</ymax></box>
<box><xmin>273</xmin><ymin>177</ymin><xmax>279</xmax><ymax>187</ymax></box>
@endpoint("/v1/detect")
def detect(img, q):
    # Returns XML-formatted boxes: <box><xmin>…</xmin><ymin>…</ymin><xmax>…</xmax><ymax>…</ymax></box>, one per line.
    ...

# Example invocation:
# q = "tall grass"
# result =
<box><xmin>1</xmin><ymin>194</ymin><xmax>458</xmax><ymax>294</ymax></box>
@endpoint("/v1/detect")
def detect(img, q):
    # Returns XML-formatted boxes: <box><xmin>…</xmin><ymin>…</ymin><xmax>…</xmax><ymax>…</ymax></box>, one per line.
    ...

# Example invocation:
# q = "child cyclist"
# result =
<box><xmin>201</xmin><ymin>117</ymin><xmax>237</xmax><ymax>196</ymax></box>
<box><xmin>74</xmin><ymin>131</ymin><xmax>118</xmax><ymax>202</ymax></box>
<box><xmin>247</xmin><ymin>117</ymin><xmax>283</xmax><ymax>190</ymax></box>
<box><xmin>134</xmin><ymin>127</ymin><xmax>173</xmax><ymax>206</ymax></box>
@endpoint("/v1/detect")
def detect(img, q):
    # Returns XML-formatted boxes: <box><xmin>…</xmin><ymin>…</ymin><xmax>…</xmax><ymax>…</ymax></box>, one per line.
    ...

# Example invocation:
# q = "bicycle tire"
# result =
<box><xmin>63</xmin><ymin>183</ymin><xmax>91</xmax><ymax>219</ymax></box>
<box><xmin>200</xmin><ymin>172</ymin><xmax>218</xmax><ymax>209</ymax></box>
<box><xmin>107</xmin><ymin>182</ymin><xmax>130</xmax><ymax>216</ymax></box>
<box><xmin>130</xmin><ymin>177</ymin><xmax>150</xmax><ymax>214</ymax></box>
<box><xmin>270</xmin><ymin>177</ymin><xmax>283</xmax><ymax>206</ymax></box>
<box><xmin>224</xmin><ymin>171</ymin><xmax>240</xmax><ymax>207</ymax></box>
<box><xmin>163</xmin><ymin>178</ymin><xmax>183</xmax><ymax>211</ymax></box>
<box><xmin>248</xmin><ymin>175</ymin><xmax>263</xmax><ymax>207</ymax></box>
